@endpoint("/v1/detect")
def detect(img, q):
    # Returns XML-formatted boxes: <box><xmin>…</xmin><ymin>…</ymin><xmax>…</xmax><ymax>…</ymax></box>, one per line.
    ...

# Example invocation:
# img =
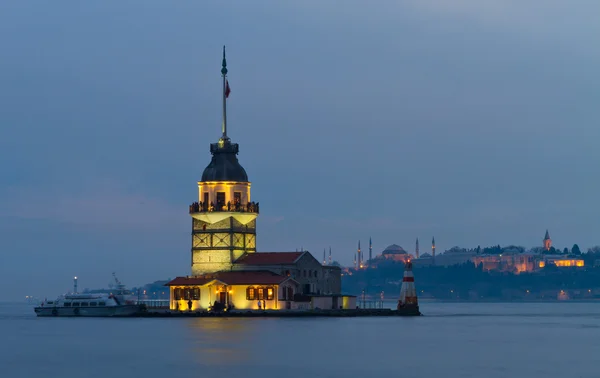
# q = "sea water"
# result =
<box><xmin>1</xmin><ymin>301</ymin><xmax>599</xmax><ymax>378</ymax></box>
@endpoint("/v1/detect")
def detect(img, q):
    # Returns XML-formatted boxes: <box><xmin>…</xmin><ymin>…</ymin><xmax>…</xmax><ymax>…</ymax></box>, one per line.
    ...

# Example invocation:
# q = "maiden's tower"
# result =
<box><xmin>167</xmin><ymin>48</ymin><xmax>347</xmax><ymax>312</ymax></box>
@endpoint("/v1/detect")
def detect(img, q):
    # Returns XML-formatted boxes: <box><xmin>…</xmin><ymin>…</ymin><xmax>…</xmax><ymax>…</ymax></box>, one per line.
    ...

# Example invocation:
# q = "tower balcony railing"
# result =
<box><xmin>189</xmin><ymin>201</ymin><xmax>259</xmax><ymax>214</ymax></box>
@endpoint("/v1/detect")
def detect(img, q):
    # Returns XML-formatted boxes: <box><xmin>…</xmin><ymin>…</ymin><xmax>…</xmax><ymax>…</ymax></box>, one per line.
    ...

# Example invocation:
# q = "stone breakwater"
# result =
<box><xmin>137</xmin><ymin>308</ymin><xmax>422</xmax><ymax>318</ymax></box>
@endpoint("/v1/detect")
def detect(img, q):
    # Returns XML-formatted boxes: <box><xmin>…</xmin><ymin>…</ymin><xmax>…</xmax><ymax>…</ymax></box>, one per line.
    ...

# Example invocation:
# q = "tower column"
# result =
<box><xmin>190</xmin><ymin>47</ymin><xmax>258</xmax><ymax>276</ymax></box>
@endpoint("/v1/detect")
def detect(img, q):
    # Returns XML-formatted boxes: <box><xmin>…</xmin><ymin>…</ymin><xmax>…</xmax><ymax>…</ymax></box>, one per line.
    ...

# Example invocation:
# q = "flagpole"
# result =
<box><xmin>221</xmin><ymin>45</ymin><xmax>228</xmax><ymax>140</ymax></box>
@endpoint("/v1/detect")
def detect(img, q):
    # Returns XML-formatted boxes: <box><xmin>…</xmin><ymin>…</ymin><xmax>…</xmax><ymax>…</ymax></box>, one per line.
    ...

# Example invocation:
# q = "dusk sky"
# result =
<box><xmin>1</xmin><ymin>1</ymin><xmax>599</xmax><ymax>300</ymax></box>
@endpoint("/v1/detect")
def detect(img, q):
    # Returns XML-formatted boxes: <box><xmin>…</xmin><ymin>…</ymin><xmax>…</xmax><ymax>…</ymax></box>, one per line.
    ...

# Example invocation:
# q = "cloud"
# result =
<box><xmin>260</xmin><ymin>215</ymin><xmax>285</xmax><ymax>224</ymax></box>
<box><xmin>0</xmin><ymin>179</ymin><xmax>182</xmax><ymax>230</ymax></box>
<box><xmin>313</xmin><ymin>216</ymin><xmax>438</xmax><ymax>232</ymax></box>
<box><xmin>406</xmin><ymin>0</ymin><xmax>600</xmax><ymax>49</ymax></box>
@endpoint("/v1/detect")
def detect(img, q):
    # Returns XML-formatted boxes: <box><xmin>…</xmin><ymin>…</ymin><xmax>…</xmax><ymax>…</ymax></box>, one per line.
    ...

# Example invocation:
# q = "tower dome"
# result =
<box><xmin>201</xmin><ymin>140</ymin><xmax>248</xmax><ymax>182</ymax></box>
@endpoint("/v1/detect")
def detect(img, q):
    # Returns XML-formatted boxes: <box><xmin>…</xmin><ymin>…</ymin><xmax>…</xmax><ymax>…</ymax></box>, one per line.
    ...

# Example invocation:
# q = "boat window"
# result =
<box><xmin>47</xmin><ymin>301</ymin><xmax>54</xmax><ymax>305</ymax></box>
<box><xmin>81</xmin><ymin>302</ymin><xmax>89</xmax><ymax>307</ymax></box>
<box><xmin>72</xmin><ymin>302</ymin><xmax>80</xmax><ymax>307</ymax></box>
<box><xmin>98</xmin><ymin>302</ymin><xmax>106</xmax><ymax>306</ymax></box>
<box><xmin>64</xmin><ymin>303</ymin><xmax>71</xmax><ymax>307</ymax></box>
<box><xmin>89</xmin><ymin>302</ymin><xmax>97</xmax><ymax>306</ymax></box>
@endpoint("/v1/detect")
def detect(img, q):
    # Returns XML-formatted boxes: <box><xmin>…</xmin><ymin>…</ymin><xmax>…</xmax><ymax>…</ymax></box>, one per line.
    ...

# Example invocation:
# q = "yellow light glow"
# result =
<box><xmin>539</xmin><ymin>261</ymin><xmax>546</xmax><ymax>268</ymax></box>
<box><xmin>554</xmin><ymin>259</ymin><xmax>584</xmax><ymax>267</ymax></box>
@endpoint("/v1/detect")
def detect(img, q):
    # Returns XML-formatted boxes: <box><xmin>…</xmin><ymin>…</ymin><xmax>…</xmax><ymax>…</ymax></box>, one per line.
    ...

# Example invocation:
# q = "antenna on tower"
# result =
<box><xmin>221</xmin><ymin>45</ymin><xmax>230</xmax><ymax>140</ymax></box>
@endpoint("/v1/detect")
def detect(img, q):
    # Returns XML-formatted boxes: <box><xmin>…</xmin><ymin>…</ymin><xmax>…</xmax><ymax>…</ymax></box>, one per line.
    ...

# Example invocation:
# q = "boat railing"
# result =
<box><xmin>137</xmin><ymin>299</ymin><xmax>170</xmax><ymax>309</ymax></box>
<box><xmin>64</xmin><ymin>294</ymin><xmax>109</xmax><ymax>300</ymax></box>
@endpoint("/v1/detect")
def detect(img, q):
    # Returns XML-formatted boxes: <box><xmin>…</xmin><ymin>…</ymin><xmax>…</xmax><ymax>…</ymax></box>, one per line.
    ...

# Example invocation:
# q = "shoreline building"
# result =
<box><xmin>166</xmin><ymin>48</ymin><xmax>352</xmax><ymax>312</ymax></box>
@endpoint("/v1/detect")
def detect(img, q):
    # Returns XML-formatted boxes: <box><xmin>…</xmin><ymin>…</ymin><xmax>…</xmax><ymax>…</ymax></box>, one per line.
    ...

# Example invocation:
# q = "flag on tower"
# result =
<box><xmin>225</xmin><ymin>80</ymin><xmax>231</xmax><ymax>98</ymax></box>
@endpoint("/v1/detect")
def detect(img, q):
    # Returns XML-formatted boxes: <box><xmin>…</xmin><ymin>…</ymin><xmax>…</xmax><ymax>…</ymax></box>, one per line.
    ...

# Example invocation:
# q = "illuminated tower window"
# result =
<box><xmin>217</xmin><ymin>192</ymin><xmax>226</xmax><ymax>209</ymax></box>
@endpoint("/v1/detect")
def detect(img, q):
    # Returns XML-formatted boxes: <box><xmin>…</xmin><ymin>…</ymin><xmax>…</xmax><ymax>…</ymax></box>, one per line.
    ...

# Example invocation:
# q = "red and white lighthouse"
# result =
<box><xmin>398</xmin><ymin>261</ymin><xmax>418</xmax><ymax>309</ymax></box>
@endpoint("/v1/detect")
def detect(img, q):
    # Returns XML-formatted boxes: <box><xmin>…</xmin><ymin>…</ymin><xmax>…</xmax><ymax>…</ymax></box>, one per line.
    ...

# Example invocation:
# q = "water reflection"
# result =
<box><xmin>185</xmin><ymin>318</ymin><xmax>259</xmax><ymax>365</ymax></box>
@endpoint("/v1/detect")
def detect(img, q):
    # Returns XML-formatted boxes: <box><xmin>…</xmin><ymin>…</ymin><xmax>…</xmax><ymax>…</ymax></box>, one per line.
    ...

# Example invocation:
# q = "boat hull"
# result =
<box><xmin>34</xmin><ymin>305</ymin><xmax>143</xmax><ymax>317</ymax></box>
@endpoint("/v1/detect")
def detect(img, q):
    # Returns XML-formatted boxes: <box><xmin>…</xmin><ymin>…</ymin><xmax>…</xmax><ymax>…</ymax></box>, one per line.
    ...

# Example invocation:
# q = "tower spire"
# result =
<box><xmin>221</xmin><ymin>45</ymin><xmax>230</xmax><ymax>140</ymax></box>
<box><xmin>543</xmin><ymin>229</ymin><xmax>552</xmax><ymax>251</ymax></box>
<box><xmin>358</xmin><ymin>240</ymin><xmax>362</xmax><ymax>269</ymax></box>
<box><xmin>369</xmin><ymin>237</ymin><xmax>372</xmax><ymax>264</ymax></box>
<box><xmin>416</xmin><ymin>238</ymin><xmax>420</xmax><ymax>259</ymax></box>
<box><xmin>329</xmin><ymin>246</ymin><xmax>332</xmax><ymax>265</ymax></box>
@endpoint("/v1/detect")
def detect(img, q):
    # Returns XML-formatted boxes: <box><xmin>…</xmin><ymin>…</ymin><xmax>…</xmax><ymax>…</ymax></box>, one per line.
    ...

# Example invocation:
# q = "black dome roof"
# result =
<box><xmin>201</xmin><ymin>139</ymin><xmax>249</xmax><ymax>182</ymax></box>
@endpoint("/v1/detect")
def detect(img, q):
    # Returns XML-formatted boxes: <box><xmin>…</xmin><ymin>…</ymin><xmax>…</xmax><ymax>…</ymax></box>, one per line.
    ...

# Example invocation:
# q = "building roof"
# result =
<box><xmin>201</xmin><ymin>140</ymin><xmax>249</xmax><ymax>182</ymax></box>
<box><xmin>235</xmin><ymin>252</ymin><xmax>305</xmax><ymax>265</ymax></box>
<box><xmin>164</xmin><ymin>276</ymin><xmax>213</xmax><ymax>286</ymax></box>
<box><xmin>165</xmin><ymin>271</ymin><xmax>294</xmax><ymax>287</ymax></box>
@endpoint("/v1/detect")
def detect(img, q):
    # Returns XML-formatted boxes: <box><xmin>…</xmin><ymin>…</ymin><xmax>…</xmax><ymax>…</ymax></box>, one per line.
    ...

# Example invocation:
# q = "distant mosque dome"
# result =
<box><xmin>382</xmin><ymin>244</ymin><xmax>407</xmax><ymax>255</ymax></box>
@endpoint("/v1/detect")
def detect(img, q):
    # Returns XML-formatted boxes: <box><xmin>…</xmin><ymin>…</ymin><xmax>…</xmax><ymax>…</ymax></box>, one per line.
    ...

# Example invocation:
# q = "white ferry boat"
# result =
<box><xmin>34</xmin><ymin>293</ymin><xmax>144</xmax><ymax>317</ymax></box>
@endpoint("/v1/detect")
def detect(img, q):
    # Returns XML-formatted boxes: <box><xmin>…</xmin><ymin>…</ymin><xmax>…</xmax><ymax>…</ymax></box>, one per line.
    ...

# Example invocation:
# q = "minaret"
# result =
<box><xmin>189</xmin><ymin>47</ymin><xmax>258</xmax><ymax>275</ymax></box>
<box><xmin>543</xmin><ymin>230</ymin><xmax>552</xmax><ymax>251</ymax></box>
<box><xmin>323</xmin><ymin>248</ymin><xmax>326</xmax><ymax>265</ymax></box>
<box><xmin>369</xmin><ymin>237</ymin><xmax>372</xmax><ymax>264</ymax></box>
<box><xmin>329</xmin><ymin>247</ymin><xmax>332</xmax><ymax>265</ymax></box>
<box><xmin>358</xmin><ymin>240</ymin><xmax>363</xmax><ymax>269</ymax></box>
<box><xmin>354</xmin><ymin>252</ymin><xmax>357</xmax><ymax>269</ymax></box>
<box><xmin>415</xmin><ymin>238</ymin><xmax>420</xmax><ymax>259</ymax></box>
<box><xmin>432</xmin><ymin>237</ymin><xmax>436</xmax><ymax>261</ymax></box>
